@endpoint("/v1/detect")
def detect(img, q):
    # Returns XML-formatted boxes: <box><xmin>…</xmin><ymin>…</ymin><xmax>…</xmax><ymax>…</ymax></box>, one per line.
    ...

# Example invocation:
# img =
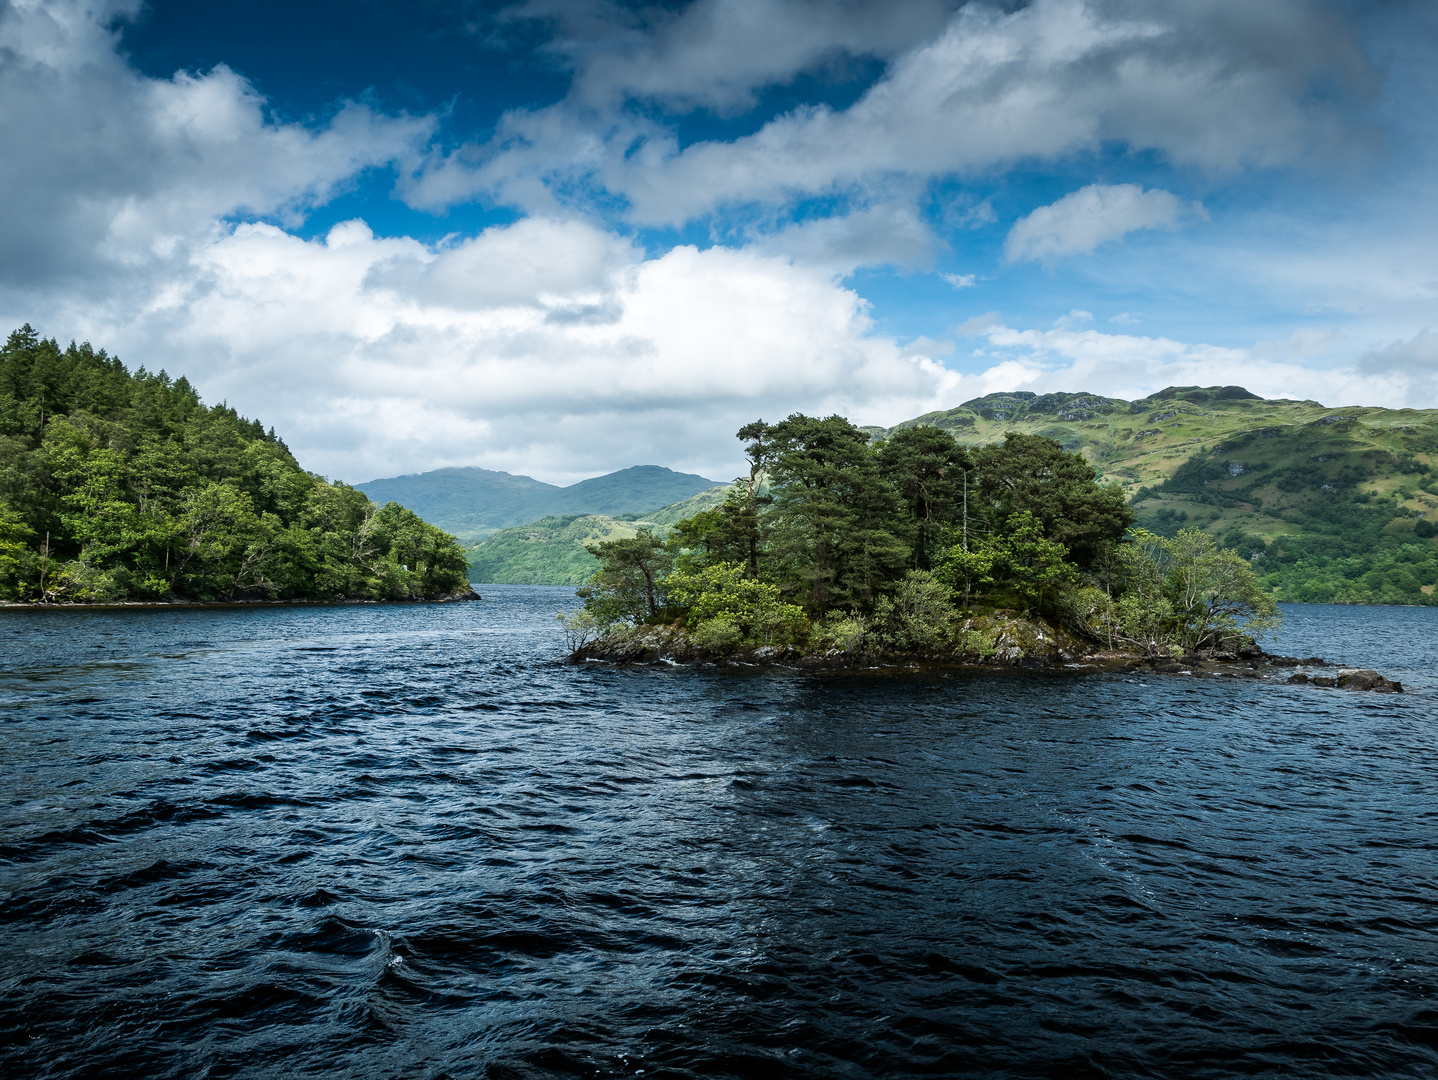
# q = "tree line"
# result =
<box><xmin>571</xmin><ymin>414</ymin><xmax>1278</xmax><ymax>655</ymax></box>
<box><xmin>0</xmin><ymin>325</ymin><xmax>469</xmax><ymax>602</ymax></box>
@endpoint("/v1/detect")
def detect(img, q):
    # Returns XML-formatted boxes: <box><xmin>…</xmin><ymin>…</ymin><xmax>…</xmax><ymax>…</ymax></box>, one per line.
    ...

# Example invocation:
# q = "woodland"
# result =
<box><xmin>0</xmin><ymin>326</ymin><xmax>469</xmax><ymax>603</ymax></box>
<box><xmin>568</xmin><ymin>415</ymin><xmax>1279</xmax><ymax>658</ymax></box>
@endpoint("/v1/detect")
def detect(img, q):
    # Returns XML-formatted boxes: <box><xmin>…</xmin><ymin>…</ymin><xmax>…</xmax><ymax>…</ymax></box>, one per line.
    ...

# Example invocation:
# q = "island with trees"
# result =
<box><xmin>0</xmin><ymin>325</ymin><xmax>472</xmax><ymax>603</ymax></box>
<box><xmin>564</xmin><ymin>415</ymin><xmax>1401</xmax><ymax>692</ymax></box>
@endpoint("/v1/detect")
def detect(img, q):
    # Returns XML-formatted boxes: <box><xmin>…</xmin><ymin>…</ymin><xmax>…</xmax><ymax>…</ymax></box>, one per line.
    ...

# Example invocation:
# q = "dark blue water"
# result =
<box><xmin>2</xmin><ymin>593</ymin><xmax>1435</xmax><ymax>1079</ymax></box>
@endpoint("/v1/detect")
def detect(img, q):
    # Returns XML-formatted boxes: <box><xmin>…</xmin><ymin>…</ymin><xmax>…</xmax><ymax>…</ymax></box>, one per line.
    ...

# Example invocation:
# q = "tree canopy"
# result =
<box><xmin>577</xmin><ymin>414</ymin><xmax>1236</xmax><ymax>658</ymax></box>
<box><xmin>0</xmin><ymin>325</ymin><xmax>469</xmax><ymax>602</ymax></box>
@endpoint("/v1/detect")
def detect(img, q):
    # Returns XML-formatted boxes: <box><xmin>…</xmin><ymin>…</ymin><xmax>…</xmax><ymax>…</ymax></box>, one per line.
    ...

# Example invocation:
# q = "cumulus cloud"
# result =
<box><xmin>416</xmin><ymin>0</ymin><xmax>1367</xmax><ymax>224</ymax></box>
<box><xmin>0</xmin><ymin>0</ymin><xmax>431</xmax><ymax>285</ymax></box>
<box><xmin>30</xmin><ymin>217</ymin><xmax>962</xmax><ymax>484</ymax></box>
<box><xmin>1005</xmin><ymin>184</ymin><xmax>1205</xmax><ymax>263</ymax></box>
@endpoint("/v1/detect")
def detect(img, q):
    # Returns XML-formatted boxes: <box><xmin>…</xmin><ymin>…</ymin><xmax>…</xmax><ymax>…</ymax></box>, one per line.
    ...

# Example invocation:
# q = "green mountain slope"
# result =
<box><xmin>466</xmin><ymin>485</ymin><xmax>732</xmax><ymax>585</ymax></box>
<box><xmin>358</xmin><ymin>464</ymin><xmax>722</xmax><ymax>542</ymax></box>
<box><xmin>871</xmin><ymin>386</ymin><xmax>1438</xmax><ymax>605</ymax></box>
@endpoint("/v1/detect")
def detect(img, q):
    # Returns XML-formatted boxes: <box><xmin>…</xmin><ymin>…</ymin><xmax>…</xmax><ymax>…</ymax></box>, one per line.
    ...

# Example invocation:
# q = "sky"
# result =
<box><xmin>2</xmin><ymin>0</ymin><xmax>1435</xmax><ymax>485</ymax></box>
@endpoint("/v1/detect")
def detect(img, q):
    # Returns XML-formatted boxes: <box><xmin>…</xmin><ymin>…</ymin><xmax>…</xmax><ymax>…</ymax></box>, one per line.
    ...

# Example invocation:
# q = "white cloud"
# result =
<box><xmin>748</xmin><ymin>202</ymin><xmax>936</xmax><ymax>274</ymax></box>
<box><xmin>0</xmin><ymin>0</ymin><xmax>431</xmax><ymax>285</ymax></box>
<box><xmin>943</xmin><ymin>273</ymin><xmax>977</xmax><ymax>289</ymax></box>
<box><xmin>31</xmin><ymin>217</ymin><xmax>963</xmax><ymax>484</ymax></box>
<box><xmin>1005</xmin><ymin>184</ymin><xmax>1204</xmax><ymax>263</ymax></box>
<box><xmin>414</xmin><ymin>0</ymin><xmax>1366</xmax><ymax>224</ymax></box>
<box><xmin>1358</xmin><ymin>329</ymin><xmax>1438</xmax><ymax>405</ymax></box>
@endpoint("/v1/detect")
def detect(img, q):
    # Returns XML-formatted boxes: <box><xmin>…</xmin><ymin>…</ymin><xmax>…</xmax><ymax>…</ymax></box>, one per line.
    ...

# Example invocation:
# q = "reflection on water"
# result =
<box><xmin>1</xmin><ymin>592</ymin><xmax>1435</xmax><ymax>1078</ymax></box>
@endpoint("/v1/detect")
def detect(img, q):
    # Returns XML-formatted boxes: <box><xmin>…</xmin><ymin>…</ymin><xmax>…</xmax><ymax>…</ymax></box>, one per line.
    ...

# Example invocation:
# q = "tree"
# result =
<box><xmin>1069</xmin><ymin>528</ymin><xmax>1280</xmax><ymax>653</ymax></box>
<box><xmin>941</xmin><ymin>510</ymin><xmax>1075</xmax><ymax>612</ymax></box>
<box><xmin>971</xmin><ymin>432</ymin><xmax>1133</xmax><ymax>567</ymax></box>
<box><xmin>664</xmin><ymin>561</ymin><xmax>805</xmax><ymax>645</ymax></box>
<box><xmin>1162</xmin><ymin>528</ymin><xmax>1280</xmax><ymax>650</ymax></box>
<box><xmin>874</xmin><ymin>425</ymin><xmax>972</xmax><ymax>570</ymax></box>
<box><xmin>762</xmin><ymin>413</ymin><xmax>909</xmax><ymax>613</ymax></box>
<box><xmin>579</xmin><ymin>531</ymin><xmax>673</xmax><ymax>626</ymax></box>
<box><xmin>0</xmin><ymin>324</ymin><xmax>471</xmax><ymax>602</ymax></box>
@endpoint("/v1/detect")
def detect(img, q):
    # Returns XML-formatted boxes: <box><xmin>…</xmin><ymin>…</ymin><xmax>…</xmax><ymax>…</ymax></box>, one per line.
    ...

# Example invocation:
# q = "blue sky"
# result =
<box><xmin>1</xmin><ymin>0</ymin><xmax>1435</xmax><ymax>483</ymax></box>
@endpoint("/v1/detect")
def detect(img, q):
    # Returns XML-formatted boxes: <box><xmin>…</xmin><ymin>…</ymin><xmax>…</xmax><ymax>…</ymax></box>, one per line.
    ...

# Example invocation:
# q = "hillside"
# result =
<box><xmin>466</xmin><ymin>485</ymin><xmax>731</xmax><ymax>585</ymax></box>
<box><xmin>870</xmin><ymin>387</ymin><xmax>1438</xmax><ymax>605</ymax></box>
<box><xmin>358</xmin><ymin>464</ymin><xmax>723</xmax><ymax>542</ymax></box>
<box><xmin>0</xmin><ymin>325</ymin><xmax>470</xmax><ymax>602</ymax></box>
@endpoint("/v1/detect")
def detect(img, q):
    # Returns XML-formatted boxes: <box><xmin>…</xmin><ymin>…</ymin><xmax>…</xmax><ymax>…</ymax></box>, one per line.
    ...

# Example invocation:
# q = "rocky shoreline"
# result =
<box><xmin>0</xmin><ymin>584</ymin><xmax>483</xmax><ymax>609</ymax></box>
<box><xmin>569</xmin><ymin>614</ymin><xmax>1403</xmax><ymax>693</ymax></box>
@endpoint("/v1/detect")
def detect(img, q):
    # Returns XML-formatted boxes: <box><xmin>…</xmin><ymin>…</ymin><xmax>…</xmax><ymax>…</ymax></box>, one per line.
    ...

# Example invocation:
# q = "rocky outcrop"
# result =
<box><xmin>1286</xmin><ymin>668</ymin><xmax>1402</xmax><ymax>693</ymax></box>
<box><xmin>435</xmin><ymin>583</ymin><xmax>482</xmax><ymax>601</ymax></box>
<box><xmin>570</xmin><ymin>615</ymin><xmax>1402</xmax><ymax>691</ymax></box>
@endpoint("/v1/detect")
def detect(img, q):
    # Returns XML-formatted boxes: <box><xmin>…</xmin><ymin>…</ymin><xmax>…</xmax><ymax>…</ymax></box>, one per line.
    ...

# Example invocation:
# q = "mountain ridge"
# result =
<box><xmin>357</xmin><ymin>464</ymin><xmax>724</xmax><ymax>543</ymax></box>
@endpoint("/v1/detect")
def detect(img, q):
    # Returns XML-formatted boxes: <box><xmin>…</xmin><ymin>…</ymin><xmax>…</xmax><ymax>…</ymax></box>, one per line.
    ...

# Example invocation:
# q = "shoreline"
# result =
<box><xmin>0</xmin><ymin>587</ymin><xmax>482</xmax><ymax>610</ymax></box>
<box><xmin>569</xmin><ymin>620</ymin><xmax>1404</xmax><ymax>692</ymax></box>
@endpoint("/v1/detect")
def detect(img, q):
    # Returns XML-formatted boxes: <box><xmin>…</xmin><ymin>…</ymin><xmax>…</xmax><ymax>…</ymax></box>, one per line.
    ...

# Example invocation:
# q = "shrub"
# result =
<box><xmin>665</xmin><ymin>562</ymin><xmax>806</xmax><ymax>645</ymax></box>
<box><xmin>690</xmin><ymin>617</ymin><xmax>744</xmax><ymax>654</ymax></box>
<box><xmin>809</xmin><ymin>612</ymin><xmax>870</xmax><ymax>654</ymax></box>
<box><xmin>873</xmin><ymin>570</ymin><xmax>957</xmax><ymax>651</ymax></box>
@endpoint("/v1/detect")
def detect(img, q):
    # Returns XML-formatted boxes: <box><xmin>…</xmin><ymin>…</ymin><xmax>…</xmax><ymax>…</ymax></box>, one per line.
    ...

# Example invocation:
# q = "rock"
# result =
<box><xmin>1287</xmin><ymin>672</ymin><xmax>1309</xmax><ymax>684</ymax></box>
<box><xmin>1312</xmin><ymin>676</ymin><xmax>1336</xmax><ymax>687</ymax></box>
<box><xmin>1335</xmin><ymin>668</ymin><xmax>1379</xmax><ymax>690</ymax></box>
<box><xmin>438</xmin><ymin>583</ymin><xmax>482</xmax><ymax>601</ymax></box>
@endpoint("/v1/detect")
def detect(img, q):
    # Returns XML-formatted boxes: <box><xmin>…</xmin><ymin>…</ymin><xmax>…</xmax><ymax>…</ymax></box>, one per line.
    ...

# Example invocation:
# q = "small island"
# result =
<box><xmin>562</xmin><ymin>414</ymin><xmax>1401</xmax><ymax>692</ymax></box>
<box><xmin>0</xmin><ymin>326</ymin><xmax>473</xmax><ymax>604</ymax></box>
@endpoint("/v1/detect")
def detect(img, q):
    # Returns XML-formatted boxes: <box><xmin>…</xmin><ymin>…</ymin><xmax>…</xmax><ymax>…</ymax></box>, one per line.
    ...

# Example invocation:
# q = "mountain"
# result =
<box><xmin>357</xmin><ymin>464</ymin><xmax>724</xmax><ymax>542</ymax></box>
<box><xmin>871</xmin><ymin>386</ymin><xmax>1438</xmax><ymax>605</ymax></box>
<box><xmin>466</xmin><ymin>485</ymin><xmax>731</xmax><ymax>586</ymax></box>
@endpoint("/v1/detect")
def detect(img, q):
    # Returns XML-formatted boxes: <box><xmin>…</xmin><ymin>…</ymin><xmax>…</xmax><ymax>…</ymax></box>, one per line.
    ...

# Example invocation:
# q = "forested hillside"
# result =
<box><xmin>871</xmin><ymin>387</ymin><xmax>1438</xmax><ymax>605</ymax></box>
<box><xmin>0</xmin><ymin>325</ymin><xmax>469</xmax><ymax>602</ymax></box>
<box><xmin>465</xmin><ymin>486</ymin><xmax>730</xmax><ymax>585</ymax></box>
<box><xmin>358</xmin><ymin>464</ymin><xmax>722</xmax><ymax>542</ymax></box>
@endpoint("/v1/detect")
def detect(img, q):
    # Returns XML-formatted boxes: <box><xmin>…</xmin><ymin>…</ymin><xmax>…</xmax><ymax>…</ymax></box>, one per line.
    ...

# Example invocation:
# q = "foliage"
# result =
<box><xmin>1071</xmin><ymin>528</ymin><xmax>1280</xmax><ymax>653</ymax></box>
<box><xmin>808</xmin><ymin>611</ymin><xmax>871</xmax><ymax>654</ymax></box>
<box><xmin>969</xmin><ymin>433</ymin><xmax>1133</xmax><ymax>568</ymax></box>
<box><xmin>872</xmin><ymin>570</ymin><xmax>958</xmax><ymax>650</ymax></box>
<box><xmin>664</xmin><ymin>561</ymin><xmax>805</xmax><ymax>645</ymax></box>
<box><xmin>758</xmin><ymin>414</ymin><xmax>911</xmax><ymax>612</ymax></box>
<box><xmin>940</xmin><ymin>510</ymin><xmax>1076</xmax><ymax>612</ymax></box>
<box><xmin>556</xmin><ymin>608</ymin><xmax>600</xmax><ymax>651</ymax></box>
<box><xmin>577</xmin><ymin>531</ymin><xmax>673</xmax><ymax>627</ymax></box>
<box><xmin>0</xmin><ymin>324</ymin><xmax>468</xmax><ymax>602</ymax></box>
<box><xmin>873</xmin><ymin>425</ymin><xmax>971</xmax><ymax>570</ymax></box>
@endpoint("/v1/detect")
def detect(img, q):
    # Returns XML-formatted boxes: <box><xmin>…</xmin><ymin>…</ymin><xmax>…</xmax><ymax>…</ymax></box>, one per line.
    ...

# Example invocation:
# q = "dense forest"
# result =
<box><xmin>570</xmin><ymin>415</ymin><xmax>1277</xmax><ymax>658</ymax></box>
<box><xmin>0</xmin><ymin>325</ymin><xmax>469</xmax><ymax>603</ymax></box>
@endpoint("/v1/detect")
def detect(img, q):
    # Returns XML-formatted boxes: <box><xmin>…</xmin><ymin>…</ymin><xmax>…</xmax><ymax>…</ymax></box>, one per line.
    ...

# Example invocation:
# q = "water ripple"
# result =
<box><xmin>0</xmin><ymin>591</ymin><xmax>1435</xmax><ymax>1077</ymax></box>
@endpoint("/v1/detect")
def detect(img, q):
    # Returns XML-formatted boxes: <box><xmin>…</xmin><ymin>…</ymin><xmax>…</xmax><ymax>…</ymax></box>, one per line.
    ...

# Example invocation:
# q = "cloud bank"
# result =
<box><xmin>0</xmin><ymin>0</ymin><xmax>1427</xmax><ymax>489</ymax></box>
